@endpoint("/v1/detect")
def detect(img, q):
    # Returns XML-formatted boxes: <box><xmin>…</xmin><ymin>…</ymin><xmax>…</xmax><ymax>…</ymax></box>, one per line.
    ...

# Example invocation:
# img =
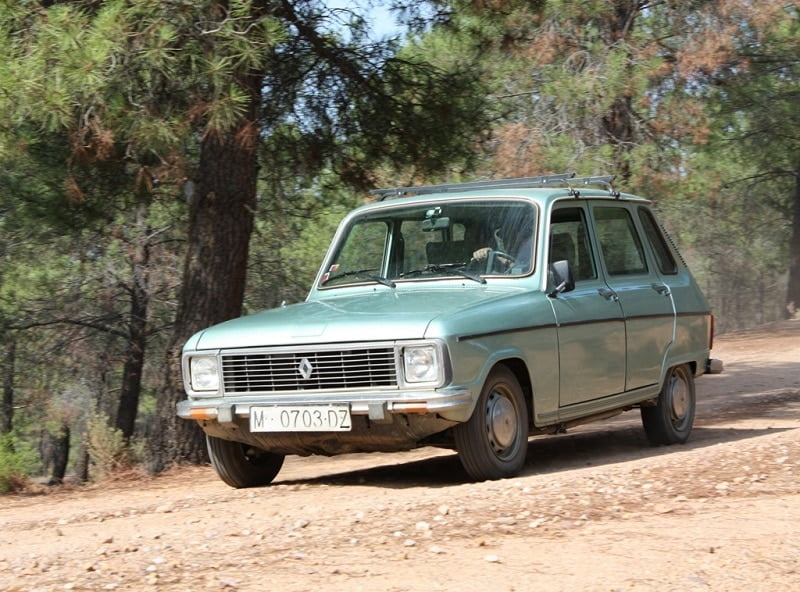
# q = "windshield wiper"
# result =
<box><xmin>402</xmin><ymin>263</ymin><xmax>486</xmax><ymax>284</ymax></box>
<box><xmin>323</xmin><ymin>268</ymin><xmax>396</xmax><ymax>288</ymax></box>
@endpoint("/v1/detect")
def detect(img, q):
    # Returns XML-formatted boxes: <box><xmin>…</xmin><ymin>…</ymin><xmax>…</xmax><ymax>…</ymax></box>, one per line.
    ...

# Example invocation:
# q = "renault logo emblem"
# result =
<box><xmin>298</xmin><ymin>358</ymin><xmax>314</xmax><ymax>380</ymax></box>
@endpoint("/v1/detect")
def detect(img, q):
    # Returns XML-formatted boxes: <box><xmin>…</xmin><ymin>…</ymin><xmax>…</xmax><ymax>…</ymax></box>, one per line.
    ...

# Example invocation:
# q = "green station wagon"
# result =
<box><xmin>178</xmin><ymin>174</ymin><xmax>723</xmax><ymax>487</ymax></box>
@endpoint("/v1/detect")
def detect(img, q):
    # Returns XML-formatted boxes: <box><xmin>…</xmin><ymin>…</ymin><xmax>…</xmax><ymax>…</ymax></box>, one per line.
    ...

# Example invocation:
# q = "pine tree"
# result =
<box><xmin>0</xmin><ymin>1</ymin><xmax>491</xmax><ymax>468</ymax></box>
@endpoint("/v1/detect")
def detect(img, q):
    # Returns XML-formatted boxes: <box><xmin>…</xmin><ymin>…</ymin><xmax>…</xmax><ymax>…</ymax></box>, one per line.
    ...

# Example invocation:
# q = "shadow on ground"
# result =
<box><xmin>274</xmin><ymin>363</ymin><xmax>799</xmax><ymax>489</ymax></box>
<box><xmin>276</xmin><ymin>423</ymin><xmax>794</xmax><ymax>489</ymax></box>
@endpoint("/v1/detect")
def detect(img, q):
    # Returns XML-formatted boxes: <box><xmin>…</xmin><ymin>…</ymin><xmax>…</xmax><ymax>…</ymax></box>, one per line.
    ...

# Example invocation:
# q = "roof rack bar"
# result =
<box><xmin>567</xmin><ymin>175</ymin><xmax>617</xmax><ymax>187</ymax></box>
<box><xmin>371</xmin><ymin>173</ymin><xmax>576</xmax><ymax>200</ymax></box>
<box><xmin>564</xmin><ymin>175</ymin><xmax>619</xmax><ymax>198</ymax></box>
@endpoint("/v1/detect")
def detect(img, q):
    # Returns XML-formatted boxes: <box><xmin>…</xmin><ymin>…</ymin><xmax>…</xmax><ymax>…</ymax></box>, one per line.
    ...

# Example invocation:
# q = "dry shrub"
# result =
<box><xmin>84</xmin><ymin>414</ymin><xmax>143</xmax><ymax>481</ymax></box>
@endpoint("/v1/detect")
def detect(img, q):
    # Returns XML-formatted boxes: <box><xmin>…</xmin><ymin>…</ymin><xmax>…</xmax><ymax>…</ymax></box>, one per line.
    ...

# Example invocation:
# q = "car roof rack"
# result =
<box><xmin>565</xmin><ymin>175</ymin><xmax>620</xmax><ymax>198</ymax></box>
<box><xmin>371</xmin><ymin>173</ymin><xmax>619</xmax><ymax>200</ymax></box>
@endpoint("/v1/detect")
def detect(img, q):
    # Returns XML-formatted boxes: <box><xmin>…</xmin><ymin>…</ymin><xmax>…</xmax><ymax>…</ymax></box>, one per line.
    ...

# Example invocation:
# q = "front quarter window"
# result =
<box><xmin>321</xmin><ymin>220</ymin><xmax>389</xmax><ymax>286</ymax></box>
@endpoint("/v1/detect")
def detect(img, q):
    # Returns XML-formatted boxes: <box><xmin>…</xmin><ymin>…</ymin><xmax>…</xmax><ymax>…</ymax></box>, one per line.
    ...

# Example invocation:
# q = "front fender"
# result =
<box><xmin>444</xmin><ymin>326</ymin><xmax>560</xmax><ymax>427</ymax></box>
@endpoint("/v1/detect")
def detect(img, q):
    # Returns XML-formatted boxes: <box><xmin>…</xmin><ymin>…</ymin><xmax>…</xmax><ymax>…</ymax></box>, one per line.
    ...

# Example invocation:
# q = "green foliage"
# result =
<box><xmin>428</xmin><ymin>0</ymin><xmax>799</xmax><ymax>328</ymax></box>
<box><xmin>0</xmin><ymin>433</ymin><xmax>41</xmax><ymax>494</ymax></box>
<box><xmin>1</xmin><ymin>0</ymin><xmax>497</xmax><ymax>474</ymax></box>
<box><xmin>706</xmin><ymin>7</ymin><xmax>800</xmax><ymax>173</ymax></box>
<box><xmin>247</xmin><ymin>179</ymin><xmax>359</xmax><ymax>310</ymax></box>
<box><xmin>694</xmin><ymin>2</ymin><xmax>800</xmax><ymax>321</ymax></box>
<box><xmin>1</xmin><ymin>0</ymin><xmax>284</xmax><ymax>189</ymax></box>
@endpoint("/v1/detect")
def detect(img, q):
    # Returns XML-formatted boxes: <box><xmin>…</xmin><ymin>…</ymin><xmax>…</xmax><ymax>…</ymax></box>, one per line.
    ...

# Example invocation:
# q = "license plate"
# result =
<box><xmin>249</xmin><ymin>405</ymin><xmax>352</xmax><ymax>432</ymax></box>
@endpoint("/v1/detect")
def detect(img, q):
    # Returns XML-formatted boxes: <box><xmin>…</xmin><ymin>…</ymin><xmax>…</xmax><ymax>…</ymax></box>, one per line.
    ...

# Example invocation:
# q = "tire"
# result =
<box><xmin>641</xmin><ymin>364</ymin><xmax>696</xmax><ymax>445</ymax></box>
<box><xmin>454</xmin><ymin>365</ymin><xmax>529</xmax><ymax>481</ymax></box>
<box><xmin>206</xmin><ymin>435</ymin><xmax>285</xmax><ymax>488</ymax></box>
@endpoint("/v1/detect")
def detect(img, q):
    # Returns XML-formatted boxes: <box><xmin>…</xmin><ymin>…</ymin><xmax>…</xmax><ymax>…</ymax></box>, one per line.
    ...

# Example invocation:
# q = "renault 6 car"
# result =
<box><xmin>177</xmin><ymin>173</ymin><xmax>722</xmax><ymax>487</ymax></box>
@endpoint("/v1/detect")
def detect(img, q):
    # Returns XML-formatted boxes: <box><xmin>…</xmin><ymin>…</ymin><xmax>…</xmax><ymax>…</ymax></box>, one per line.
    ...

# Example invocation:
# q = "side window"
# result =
<box><xmin>549</xmin><ymin>207</ymin><xmax>597</xmax><ymax>281</ymax></box>
<box><xmin>638</xmin><ymin>207</ymin><xmax>678</xmax><ymax>275</ymax></box>
<box><xmin>594</xmin><ymin>206</ymin><xmax>648</xmax><ymax>276</ymax></box>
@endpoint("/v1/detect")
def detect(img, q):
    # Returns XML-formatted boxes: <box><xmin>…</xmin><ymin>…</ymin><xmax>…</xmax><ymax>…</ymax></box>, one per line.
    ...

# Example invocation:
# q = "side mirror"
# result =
<box><xmin>548</xmin><ymin>260</ymin><xmax>575</xmax><ymax>297</ymax></box>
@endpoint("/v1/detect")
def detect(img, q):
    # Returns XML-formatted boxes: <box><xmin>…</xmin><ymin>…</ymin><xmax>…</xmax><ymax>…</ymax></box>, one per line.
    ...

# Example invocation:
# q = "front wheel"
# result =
<box><xmin>454</xmin><ymin>365</ymin><xmax>529</xmax><ymax>481</ymax></box>
<box><xmin>206</xmin><ymin>435</ymin><xmax>285</xmax><ymax>488</ymax></box>
<box><xmin>641</xmin><ymin>364</ymin><xmax>696</xmax><ymax>445</ymax></box>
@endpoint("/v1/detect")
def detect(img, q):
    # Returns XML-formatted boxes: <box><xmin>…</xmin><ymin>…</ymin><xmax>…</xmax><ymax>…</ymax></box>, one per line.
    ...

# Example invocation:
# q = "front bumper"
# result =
<box><xmin>176</xmin><ymin>387</ymin><xmax>475</xmax><ymax>456</ymax></box>
<box><xmin>176</xmin><ymin>386</ymin><xmax>475</xmax><ymax>425</ymax></box>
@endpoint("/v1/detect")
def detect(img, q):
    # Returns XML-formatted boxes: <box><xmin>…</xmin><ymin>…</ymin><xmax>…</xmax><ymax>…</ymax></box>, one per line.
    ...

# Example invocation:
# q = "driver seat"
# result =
<box><xmin>426</xmin><ymin>241</ymin><xmax>471</xmax><ymax>265</ymax></box>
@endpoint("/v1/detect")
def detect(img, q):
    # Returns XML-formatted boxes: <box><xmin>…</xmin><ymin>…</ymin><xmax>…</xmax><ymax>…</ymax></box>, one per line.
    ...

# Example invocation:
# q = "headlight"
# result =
<box><xmin>402</xmin><ymin>345</ymin><xmax>442</xmax><ymax>384</ymax></box>
<box><xmin>189</xmin><ymin>356</ymin><xmax>220</xmax><ymax>392</ymax></box>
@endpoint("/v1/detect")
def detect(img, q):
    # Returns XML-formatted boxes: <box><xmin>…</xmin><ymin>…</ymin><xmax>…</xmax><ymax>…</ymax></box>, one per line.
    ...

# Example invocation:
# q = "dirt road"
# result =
<box><xmin>2</xmin><ymin>321</ymin><xmax>798</xmax><ymax>591</ymax></box>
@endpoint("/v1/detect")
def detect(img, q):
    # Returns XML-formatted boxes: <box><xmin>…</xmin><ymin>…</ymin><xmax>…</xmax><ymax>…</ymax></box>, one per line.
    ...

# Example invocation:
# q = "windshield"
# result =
<box><xmin>319</xmin><ymin>199</ymin><xmax>537</xmax><ymax>288</ymax></box>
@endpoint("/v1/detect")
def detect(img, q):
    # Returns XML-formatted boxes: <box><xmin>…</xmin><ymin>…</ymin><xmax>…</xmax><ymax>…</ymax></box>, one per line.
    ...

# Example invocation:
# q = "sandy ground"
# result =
<box><xmin>1</xmin><ymin>320</ymin><xmax>798</xmax><ymax>592</ymax></box>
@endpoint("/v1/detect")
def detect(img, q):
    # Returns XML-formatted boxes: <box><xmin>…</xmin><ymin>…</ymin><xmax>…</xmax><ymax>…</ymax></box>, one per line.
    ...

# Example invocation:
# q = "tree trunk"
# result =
<box><xmin>115</xmin><ymin>203</ymin><xmax>151</xmax><ymax>441</ymax></box>
<box><xmin>49</xmin><ymin>424</ymin><xmax>70</xmax><ymax>485</ymax></box>
<box><xmin>786</xmin><ymin>164</ymin><xmax>800</xmax><ymax>318</ymax></box>
<box><xmin>602</xmin><ymin>95</ymin><xmax>635</xmax><ymax>182</ymax></box>
<box><xmin>1</xmin><ymin>335</ymin><xmax>15</xmax><ymax>434</ymax></box>
<box><xmin>74</xmin><ymin>447</ymin><xmax>90</xmax><ymax>484</ymax></box>
<box><xmin>600</xmin><ymin>2</ymin><xmax>639</xmax><ymax>182</ymax></box>
<box><xmin>148</xmin><ymin>72</ymin><xmax>262</xmax><ymax>472</ymax></box>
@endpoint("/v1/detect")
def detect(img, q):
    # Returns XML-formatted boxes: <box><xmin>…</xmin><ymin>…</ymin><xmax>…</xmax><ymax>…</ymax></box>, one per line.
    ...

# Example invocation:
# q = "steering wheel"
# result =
<box><xmin>486</xmin><ymin>250</ymin><xmax>516</xmax><ymax>274</ymax></box>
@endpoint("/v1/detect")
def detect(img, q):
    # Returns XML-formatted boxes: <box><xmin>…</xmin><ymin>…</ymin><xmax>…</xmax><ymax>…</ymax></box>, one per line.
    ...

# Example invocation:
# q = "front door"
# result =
<box><xmin>549</xmin><ymin>205</ymin><xmax>627</xmax><ymax>406</ymax></box>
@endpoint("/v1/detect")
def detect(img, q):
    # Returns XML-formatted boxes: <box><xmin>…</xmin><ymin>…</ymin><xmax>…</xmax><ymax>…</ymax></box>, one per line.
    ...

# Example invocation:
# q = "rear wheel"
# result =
<box><xmin>641</xmin><ymin>364</ymin><xmax>696</xmax><ymax>445</ymax></box>
<box><xmin>454</xmin><ymin>365</ymin><xmax>529</xmax><ymax>480</ymax></box>
<box><xmin>206</xmin><ymin>435</ymin><xmax>285</xmax><ymax>488</ymax></box>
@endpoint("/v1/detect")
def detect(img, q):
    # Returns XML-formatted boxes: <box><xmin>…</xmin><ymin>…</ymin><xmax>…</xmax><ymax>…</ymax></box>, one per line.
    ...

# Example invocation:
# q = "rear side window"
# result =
<box><xmin>594</xmin><ymin>206</ymin><xmax>648</xmax><ymax>276</ymax></box>
<box><xmin>638</xmin><ymin>207</ymin><xmax>678</xmax><ymax>275</ymax></box>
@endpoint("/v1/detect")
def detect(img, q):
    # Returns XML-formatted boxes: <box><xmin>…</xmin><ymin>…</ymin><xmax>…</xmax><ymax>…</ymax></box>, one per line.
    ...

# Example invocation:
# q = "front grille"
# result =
<box><xmin>221</xmin><ymin>346</ymin><xmax>398</xmax><ymax>394</ymax></box>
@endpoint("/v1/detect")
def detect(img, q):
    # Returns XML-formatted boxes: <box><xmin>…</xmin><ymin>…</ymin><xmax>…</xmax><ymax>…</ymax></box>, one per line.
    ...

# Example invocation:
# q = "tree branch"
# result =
<box><xmin>12</xmin><ymin>317</ymin><xmax>129</xmax><ymax>340</ymax></box>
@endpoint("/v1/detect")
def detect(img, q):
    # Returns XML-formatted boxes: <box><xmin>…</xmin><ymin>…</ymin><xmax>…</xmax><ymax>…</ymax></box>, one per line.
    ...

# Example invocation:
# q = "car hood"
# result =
<box><xmin>188</xmin><ymin>287</ymin><xmax>522</xmax><ymax>351</ymax></box>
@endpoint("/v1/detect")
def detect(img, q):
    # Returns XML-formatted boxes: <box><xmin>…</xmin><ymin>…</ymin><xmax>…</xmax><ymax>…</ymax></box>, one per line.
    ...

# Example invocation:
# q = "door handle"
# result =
<box><xmin>651</xmin><ymin>283</ymin><xmax>671</xmax><ymax>296</ymax></box>
<box><xmin>598</xmin><ymin>287</ymin><xmax>619</xmax><ymax>302</ymax></box>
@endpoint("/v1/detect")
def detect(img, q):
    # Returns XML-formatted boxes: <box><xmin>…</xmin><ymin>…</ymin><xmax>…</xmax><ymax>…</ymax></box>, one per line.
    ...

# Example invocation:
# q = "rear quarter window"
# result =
<box><xmin>638</xmin><ymin>207</ymin><xmax>678</xmax><ymax>275</ymax></box>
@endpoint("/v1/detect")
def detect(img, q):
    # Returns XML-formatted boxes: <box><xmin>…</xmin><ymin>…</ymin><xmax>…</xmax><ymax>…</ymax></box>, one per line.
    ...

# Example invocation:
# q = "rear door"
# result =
<box><xmin>590</xmin><ymin>204</ymin><xmax>676</xmax><ymax>391</ymax></box>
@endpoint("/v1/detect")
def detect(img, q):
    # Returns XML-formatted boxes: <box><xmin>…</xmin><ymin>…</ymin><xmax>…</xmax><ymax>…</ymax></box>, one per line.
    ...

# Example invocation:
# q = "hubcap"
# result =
<box><xmin>669</xmin><ymin>375</ymin><xmax>688</xmax><ymax>423</ymax></box>
<box><xmin>487</xmin><ymin>391</ymin><xmax>517</xmax><ymax>452</ymax></box>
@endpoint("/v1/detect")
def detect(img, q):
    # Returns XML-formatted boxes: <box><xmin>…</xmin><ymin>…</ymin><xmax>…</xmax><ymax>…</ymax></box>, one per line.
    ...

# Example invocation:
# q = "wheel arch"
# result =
<box><xmin>659</xmin><ymin>358</ymin><xmax>699</xmax><ymax>388</ymax></box>
<box><xmin>493</xmin><ymin>357</ymin><xmax>534</xmax><ymax>431</ymax></box>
